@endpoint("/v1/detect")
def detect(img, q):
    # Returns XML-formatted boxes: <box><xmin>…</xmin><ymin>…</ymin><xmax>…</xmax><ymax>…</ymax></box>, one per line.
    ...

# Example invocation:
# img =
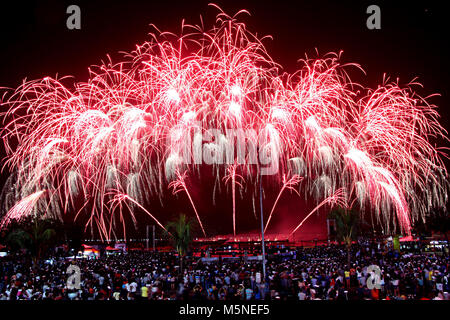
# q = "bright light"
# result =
<box><xmin>231</xmin><ymin>85</ymin><xmax>242</xmax><ymax>96</ymax></box>
<box><xmin>228</xmin><ymin>101</ymin><xmax>242</xmax><ymax>117</ymax></box>
<box><xmin>166</xmin><ymin>88</ymin><xmax>180</xmax><ymax>103</ymax></box>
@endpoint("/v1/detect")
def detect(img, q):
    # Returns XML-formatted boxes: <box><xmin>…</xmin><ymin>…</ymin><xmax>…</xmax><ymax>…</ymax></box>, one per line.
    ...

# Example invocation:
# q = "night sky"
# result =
<box><xmin>0</xmin><ymin>0</ymin><xmax>449</xmax><ymax>239</ymax></box>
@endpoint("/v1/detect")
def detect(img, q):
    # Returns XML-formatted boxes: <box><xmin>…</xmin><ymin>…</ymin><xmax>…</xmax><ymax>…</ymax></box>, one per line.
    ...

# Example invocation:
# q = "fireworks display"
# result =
<box><xmin>0</xmin><ymin>9</ymin><xmax>448</xmax><ymax>240</ymax></box>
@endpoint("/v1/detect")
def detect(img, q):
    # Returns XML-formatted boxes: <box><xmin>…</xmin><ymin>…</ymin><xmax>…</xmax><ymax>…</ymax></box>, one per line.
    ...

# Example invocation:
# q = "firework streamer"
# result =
<box><xmin>264</xmin><ymin>174</ymin><xmax>303</xmax><ymax>233</ymax></box>
<box><xmin>289</xmin><ymin>189</ymin><xmax>347</xmax><ymax>236</ymax></box>
<box><xmin>110</xmin><ymin>192</ymin><xmax>170</xmax><ymax>236</ymax></box>
<box><xmin>223</xmin><ymin>164</ymin><xmax>245</xmax><ymax>236</ymax></box>
<box><xmin>169</xmin><ymin>170</ymin><xmax>206</xmax><ymax>237</ymax></box>
<box><xmin>0</xmin><ymin>190</ymin><xmax>47</xmax><ymax>228</ymax></box>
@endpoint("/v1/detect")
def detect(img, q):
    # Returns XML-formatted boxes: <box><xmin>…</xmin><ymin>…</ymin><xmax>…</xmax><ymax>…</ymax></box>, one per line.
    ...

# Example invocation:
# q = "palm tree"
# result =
<box><xmin>166</xmin><ymin>214</ymin><xmax>193</xmax><ymax>272</ymax></box>
<box><xmin>329</xmin><ymin>207</ymin><xmax>360</xmax><ymax>268</ymax></box>
<box><xmin>6</xmin><ymin>218</ymin><xmax>56</xmax><ymax>265</ymax></box>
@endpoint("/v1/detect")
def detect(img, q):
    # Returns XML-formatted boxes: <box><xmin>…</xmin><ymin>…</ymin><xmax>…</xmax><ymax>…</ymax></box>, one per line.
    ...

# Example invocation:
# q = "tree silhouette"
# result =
<box><xmin>165</xmin><ymin>214</ymin><xmax>193</xmax><ymax>272</ymax></box>
<box><xmin>329</xmin><ymin>206</ymin><xmax>360</xmax><ymax>268</ymax></box>
<box><xmin>5</xmin><ymin>217</ymin><xmax>58</xmax><ymax>264</ymax></box>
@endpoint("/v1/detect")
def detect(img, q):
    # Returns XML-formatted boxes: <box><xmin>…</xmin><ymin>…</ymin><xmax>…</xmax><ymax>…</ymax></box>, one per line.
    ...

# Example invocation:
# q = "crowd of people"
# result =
<box><xmin>0</xmin><ymin>240</ymin><xmax>448</xmax><ymax>300</ymax></box>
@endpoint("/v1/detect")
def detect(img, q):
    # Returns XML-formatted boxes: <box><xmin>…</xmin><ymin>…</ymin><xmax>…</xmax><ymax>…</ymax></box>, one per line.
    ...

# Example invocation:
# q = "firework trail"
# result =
<box><xmin>264</xmin><ymin>174</ymin><xmax>302</xmax><ymax>233</ymax></box>
<box><xmin>169</xmin><ymin>170</ymin><xmax>206</xmax><ymax>237</ymax></box>
<box><xmin>0</xmin><ymin>190</ymin><xmax>47</xmax><ymax>228</ymax></box>
<box><xmin>0</xmin><ymin>7</ymin><xmax>447</xmax><ymax>238</ymax></box>
<box><xmin>223</xmin><ymin>164</ymin><xmax>244</xmax><ymax>236</ymax></box>
<box><xmin>289</xmin><ymin>188</ymin><xmax>348</xmax><ymax>236</ymax></box>
<box><xmin>110</xmin><ymin>193</ymin><xmax>170</xmax><ymax>237</ymax></box>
